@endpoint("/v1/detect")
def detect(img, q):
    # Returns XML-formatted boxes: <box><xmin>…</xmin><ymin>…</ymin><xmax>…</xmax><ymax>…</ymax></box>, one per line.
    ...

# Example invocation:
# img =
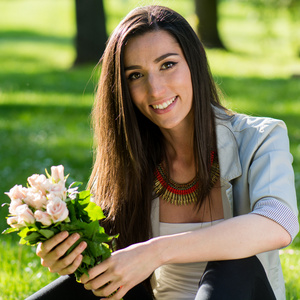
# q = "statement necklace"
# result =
<box><xmin>153</xmin><ymin>152</ymin><xmax>220</xmax><ymax>205</ymax></box>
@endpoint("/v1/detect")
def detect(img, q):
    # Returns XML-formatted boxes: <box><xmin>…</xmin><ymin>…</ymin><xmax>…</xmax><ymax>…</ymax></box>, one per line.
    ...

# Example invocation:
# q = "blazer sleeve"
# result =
<box><xmin>247</xmin><ymin>121</ymin><xmax>299</xmax><ymax>241</ymax></box>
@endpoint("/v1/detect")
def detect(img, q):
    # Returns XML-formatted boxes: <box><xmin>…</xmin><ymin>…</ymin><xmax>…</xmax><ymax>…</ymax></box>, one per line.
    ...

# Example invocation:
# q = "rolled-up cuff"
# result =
<box><xmin>250</xmin><ymin>197</ymin><xmax>299</xmax><ymax>243</ymax></box>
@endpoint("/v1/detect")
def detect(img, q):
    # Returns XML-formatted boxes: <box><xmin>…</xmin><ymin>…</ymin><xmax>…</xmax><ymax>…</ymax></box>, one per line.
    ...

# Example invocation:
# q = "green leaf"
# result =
<box><xmin>59</xmin><ymin>220</ymin><xmax>87</xmax><ymax>233</ymax></box>
<box><xmin>18</xmin><ymin>227</ymin><xmax>31</xmax><ymax>238</ymax></box>
<box><xmin>82</xmin><ymin>254</ymin><xmax>94</xmax><ymax>265</ymax></box>
<box><xmin>45</xmin><ymin>168</ymin><xmax>51</xmax><ymax>179</ymax></box>
<box><xmin>2</xmin><ymin>227</ymin><xmax>20</xmax><ymax>234</ymax></box>
<box><xmin>39</xmin><ymin>229</ymin><xmax>55</xmax><ymax>239</ymax></box>
<box><xmin>78</xmin><ymin>190</ymin><xmax>91</xmax><ymax>201</ymax></box>
<box><xmin>84</xmin><ymin>201</ymin><xmax>105</xmax><ymax>221</ymax></box>
<box><xmin>66</xmin><ymin>200</ymin><xmax>78</xmax><ymax>223</ymax></box>
<box><xmin>69</xmin><ymin>181</ymin><xmax>83</xmax><ymax>189</ymax></box>
<box><xmin>24</xmin><ymin>231</ymin><xmax>42</xmax><ymax>244</ymax></box>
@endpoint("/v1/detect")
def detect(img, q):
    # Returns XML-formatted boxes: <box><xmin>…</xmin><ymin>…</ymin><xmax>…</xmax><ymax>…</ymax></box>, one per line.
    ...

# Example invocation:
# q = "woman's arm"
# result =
<box><xmin>80</xmin><ymin>213</ymin><xmax>290</xmax><ymax>299</ymax></box>
<box><xmin>154</xmin><ymin>213</ymin><xmax>290</xmax><ymax>265</ymax></box>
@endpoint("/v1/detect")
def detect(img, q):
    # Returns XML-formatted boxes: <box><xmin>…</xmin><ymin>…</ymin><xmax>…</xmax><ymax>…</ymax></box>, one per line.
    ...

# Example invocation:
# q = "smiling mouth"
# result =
<box><xmin>151</xmin><ymin>96</ymin><xmax>177</xmax><ymax>110</ymax></box>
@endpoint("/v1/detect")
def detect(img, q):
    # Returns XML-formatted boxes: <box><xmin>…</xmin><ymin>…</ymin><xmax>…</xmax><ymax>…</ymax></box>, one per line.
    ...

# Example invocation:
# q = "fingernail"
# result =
<box><xmin>80</xmin><ymin>278</ymin><xmax>85</xmax><ymax>284</ymax></box>
<box><xmin>80</xmin><ymin>241</ymin><xmax>87</xmax><ymax>249</ymax></box>
<box><xmin>72</xmin><ymin>233</ymin><xmax>80</xmax><ymax>240</ymax></box>
<box><xmin>62</xmin><ymin>231</ymin><xmax>69</xmax><ymax>238</ymax></box>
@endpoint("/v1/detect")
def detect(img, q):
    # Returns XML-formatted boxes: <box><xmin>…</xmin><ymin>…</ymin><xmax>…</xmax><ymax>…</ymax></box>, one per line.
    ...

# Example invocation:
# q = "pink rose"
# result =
<box><xmin>5</xmin><ymin>185</ymin><xmax>26</xmax><ymax>201</ymax></box>
<box><xmin>8</xmin><ymin>198</ymin><xmax>23</xmax><ymax>215</ymax></box>
<box><xmin>24</xmin><ymin>189</ymin><xmax>47</xmax><ymax>210</ymax></box>
<box><xmin>7</xmin><ymin>216</ymin><xmax>23</xmax><ymax>228</ymax></box>
<box><xmin>47</xmin><ymin>182</ymin><xmax>67</xmax><ymax>200</ymax></box>
<box><xmin>15</xmin><ymin>204</ymin><xmax>35</xmax><ymax>225</ymax></box>
<box><xmin>34</xmin><ymin>210</ymin><xmax>52</xmax><ymax>226</ymax></box>
<box><xmin>51</xmin><ymin>165</ymin><xmax>65</xmax><ymax>183</ymax></box>
<box><xmin>46</xmin><ymin>197</ymin><xmax>69</xmax><ymax>223</ymax></box>
<box><xmin>27</xmin><ymin>174</ymin><xmax>49</xmax><ymax>195</ymax></box>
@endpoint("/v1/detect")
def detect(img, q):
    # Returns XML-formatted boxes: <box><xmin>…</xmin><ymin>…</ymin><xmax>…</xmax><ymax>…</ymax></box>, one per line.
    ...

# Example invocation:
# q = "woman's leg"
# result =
<box><xmin>25</xmin><ymin>275</ymin><xmax>97</xmax><ymax>300</ymax></box>
<box><xmin>25</xmin><ymin>274</ymin><xmax>152</xmax><ymax>300</ymax></box>
<box><xmin>123</xmin><ymin>283</ymin><xmax>153</xmax><ymax>300</ymax></box>
<box><xmin>195</xmin><ymin>256</ymin><xmax>276</xmax><ymax>300</ymax></box>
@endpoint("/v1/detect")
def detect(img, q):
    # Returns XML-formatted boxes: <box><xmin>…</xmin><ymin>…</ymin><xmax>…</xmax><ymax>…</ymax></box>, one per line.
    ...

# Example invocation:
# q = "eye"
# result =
<box><xmin>161</xmin><ymin>61</ymin><xmax>177</xmax><ymax>70</ymax></box>
<box><xmin>127</xmin><ymin>72</ymin><xmax>143</xmax><ymax>81</ymax></box>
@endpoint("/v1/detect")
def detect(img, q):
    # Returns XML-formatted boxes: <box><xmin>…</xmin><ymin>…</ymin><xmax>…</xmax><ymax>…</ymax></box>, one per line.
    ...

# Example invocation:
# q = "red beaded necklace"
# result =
<box><xmin>153</xmin><ymin>152</ymin><xmax>219</xmax><ymax>205</ymax></box>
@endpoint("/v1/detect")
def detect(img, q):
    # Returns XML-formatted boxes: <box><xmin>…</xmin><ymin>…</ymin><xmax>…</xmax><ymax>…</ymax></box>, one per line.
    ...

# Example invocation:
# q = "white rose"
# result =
<box><xmin>27</xmin><ymin>174</ymin><xmax>49</xmax><ymax>195</ymax></box>
<box><xmin>51</xmin><ymin>165</ymin><xmax>65</xmax><ymax>183</ymax></box>
<box><xmin>8</xmin><ymin>198</ymin><xmax>23</xmax><ymax>215</ymax></box>
<box><xmin>46</xmin><ymin>197</ymin><xmax>69</xmax><ymax>223</ymax></box>
<box><xmin>23</xmin><ymin>189</ymin><xmax>47</xmax><ymax>210</ymax></box>
<box><xmin>5</xmin><ymin>185</ymin><xmax>26</xmax><ymax>201</ymax></box>
<box><xmin>34</xmin><ymin>210</ymin><xmax>52</xmax><ymax>226</ymax></box>
<box><xmin>15</xmin><ymin>204</ymin><xmax>35</xmax><ymax>225</ymax></box>
<box><xmin>7</xmin><ymin>216</ymin><xmax>23</xmax><ymax>228</ymax></box>
<box><xmin>47</xmin><ymin>182</ymin><xmax>67</xmax><ymax>200</ymax></box>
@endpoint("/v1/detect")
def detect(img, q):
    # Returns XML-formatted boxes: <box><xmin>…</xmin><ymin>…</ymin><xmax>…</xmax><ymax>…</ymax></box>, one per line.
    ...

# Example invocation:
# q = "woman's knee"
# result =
<box><xmin>195</xmin><ymin>256</ymin><xmax>276</xmax><ymax>300</ymax></box>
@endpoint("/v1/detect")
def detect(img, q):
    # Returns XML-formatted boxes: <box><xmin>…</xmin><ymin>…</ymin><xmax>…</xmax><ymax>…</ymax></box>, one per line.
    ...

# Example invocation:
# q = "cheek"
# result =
<box><xmin>128</xmin><ymin>86</ymin><xmax>145</xmax><ymax>109</ymax></box>
<box><xmin>182</xmin><ymin>71</ymin><xmax>193</xmax><ymax>101</ymax></box>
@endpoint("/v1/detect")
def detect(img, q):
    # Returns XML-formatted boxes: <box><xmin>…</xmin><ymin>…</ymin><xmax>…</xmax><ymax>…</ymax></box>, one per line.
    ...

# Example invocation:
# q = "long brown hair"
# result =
<box><xmin>88</xmin><ymin>1</ymin><xmax>224</xmax><ymax>265</ymax></box>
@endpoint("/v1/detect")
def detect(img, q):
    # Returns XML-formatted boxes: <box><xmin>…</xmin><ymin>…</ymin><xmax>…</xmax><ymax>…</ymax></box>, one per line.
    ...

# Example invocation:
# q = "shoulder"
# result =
<box><xmin>214</xmin><ymin>107</ymin><xmax>289</xmax><ymax>149</ymax></box>
<box><xmin>230</xmin><ymin>113</ymin><xmax>287</xmax><ymax>134</ymax></box>
<box><xmin>231</xmin><ymin>113</ymin><xmax>289</xmax><ymax>153</ymax></box>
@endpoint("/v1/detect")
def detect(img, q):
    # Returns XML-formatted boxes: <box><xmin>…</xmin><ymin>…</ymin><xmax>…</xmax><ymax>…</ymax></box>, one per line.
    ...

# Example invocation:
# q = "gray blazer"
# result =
<box><xmin>151</xmin><ymin>108</ymin><xmax>299</xmax><ymax>300</ymax></box>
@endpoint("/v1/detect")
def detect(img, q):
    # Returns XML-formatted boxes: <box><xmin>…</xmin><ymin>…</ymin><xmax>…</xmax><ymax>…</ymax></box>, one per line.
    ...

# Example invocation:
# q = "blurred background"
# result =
<box><xmin>0</xmin><ymin>0</ymin><xmax>299</xmax><ymax>298</ymax></box>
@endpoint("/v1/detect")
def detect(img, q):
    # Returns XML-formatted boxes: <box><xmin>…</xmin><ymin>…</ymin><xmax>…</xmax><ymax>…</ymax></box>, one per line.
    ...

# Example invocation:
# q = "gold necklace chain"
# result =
<box><xmin>153</xmin><ymin>160</ymin><xmax>220</xmax><ymax>206</ymax></box>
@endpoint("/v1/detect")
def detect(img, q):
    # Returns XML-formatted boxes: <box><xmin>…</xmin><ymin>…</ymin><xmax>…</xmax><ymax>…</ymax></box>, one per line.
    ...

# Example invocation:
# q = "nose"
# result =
<box><xmin>147</xmin><ymin>73</ymin><xmax>166</xmax><ymax>98</ymax></box>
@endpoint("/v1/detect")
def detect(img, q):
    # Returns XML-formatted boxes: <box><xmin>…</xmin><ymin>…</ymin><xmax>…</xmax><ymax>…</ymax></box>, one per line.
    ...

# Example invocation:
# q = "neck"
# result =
<box><xmin>160</xmin><ymin>121</ymin><xmax>195</xmax><ymax>181</ymax></box>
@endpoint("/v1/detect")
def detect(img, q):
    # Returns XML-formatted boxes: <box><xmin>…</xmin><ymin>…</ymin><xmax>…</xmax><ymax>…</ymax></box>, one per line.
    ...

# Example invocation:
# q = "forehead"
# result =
<box><xmin>124</xmin><ymin>30</ymin><xmax>182</xmax><ymax>65</ymax></box>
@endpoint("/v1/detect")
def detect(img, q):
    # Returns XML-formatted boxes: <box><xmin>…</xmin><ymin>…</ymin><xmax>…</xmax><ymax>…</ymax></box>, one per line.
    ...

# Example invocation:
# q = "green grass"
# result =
<box><xmin>0</xmin><ymin>0</ymin><xmax>299</xmax><ymax>299</ymax></box>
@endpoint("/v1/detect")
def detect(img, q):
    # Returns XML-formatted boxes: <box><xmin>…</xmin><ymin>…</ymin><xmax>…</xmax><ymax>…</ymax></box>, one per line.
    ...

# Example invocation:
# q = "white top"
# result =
<box><xmin>151</xmin><ymin>109</ymin><xmax>299</xmax><ymax>300</ymax></box>
<box><xmin>153</xmin><ymin>220</ymin><xmax>224</xmax><ymax>300</ymax></box>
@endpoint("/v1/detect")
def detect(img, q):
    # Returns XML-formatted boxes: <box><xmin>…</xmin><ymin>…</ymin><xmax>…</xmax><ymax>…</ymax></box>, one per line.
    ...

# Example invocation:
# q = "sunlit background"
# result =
<box><xmin>0</xmin><ymin>0</ymin><xmax>299</xmax><ymax>298</ymax></box>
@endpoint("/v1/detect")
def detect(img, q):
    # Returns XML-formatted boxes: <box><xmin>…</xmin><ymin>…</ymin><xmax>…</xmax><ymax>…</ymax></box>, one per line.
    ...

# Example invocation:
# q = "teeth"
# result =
<box><xmin>152</xmin><ymin>96</ymin><xmax>176</xmax><ymax>110</ymax></box>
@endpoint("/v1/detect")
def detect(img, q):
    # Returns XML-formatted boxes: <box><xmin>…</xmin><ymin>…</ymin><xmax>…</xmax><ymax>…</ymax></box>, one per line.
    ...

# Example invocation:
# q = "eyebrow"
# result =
<box><xmin>124</xmin><ymin>52</ymin><xmax>179</xmax><ymax>71</ymax></box>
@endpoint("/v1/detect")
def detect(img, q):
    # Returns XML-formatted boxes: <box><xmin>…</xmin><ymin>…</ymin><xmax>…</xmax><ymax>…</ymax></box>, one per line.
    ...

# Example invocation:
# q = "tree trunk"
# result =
<box><xmin>195</xmin><ymin>0</ymin><xmax>225</xmax><ymax>49</ymax></box>
<box><xmin>74</xmin><ymin>0</ymin><xmax>107</xmax><ymax>65</ymax></box>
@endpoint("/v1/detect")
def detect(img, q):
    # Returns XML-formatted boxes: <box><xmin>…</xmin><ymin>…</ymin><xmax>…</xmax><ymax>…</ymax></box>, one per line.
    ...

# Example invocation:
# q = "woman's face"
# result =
<box><xmin>124</xmin><ymin>30</ymin><xmax>193</xmax><ymax>133</ymax></box>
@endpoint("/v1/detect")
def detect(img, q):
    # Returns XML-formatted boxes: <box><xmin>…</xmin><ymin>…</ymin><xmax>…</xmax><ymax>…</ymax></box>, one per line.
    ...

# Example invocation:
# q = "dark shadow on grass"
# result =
<box><xmin>0</xmin><ymin>68</ymin><xmax>99</xmax><ymax>94</ymax></box>
<box><xmin>0</xmin><ymin>103</ymin><xmax>94</xmax><ymax>231</ymax></box>
<box><xmin>0</xmin><ymin>29</ymin><xmax>73</xmax><ymax>45</ymax></box>
<box><xmin>1</xmin><ymin>76</ymin><xmax>299</xmax><ymax>232</ymax></box>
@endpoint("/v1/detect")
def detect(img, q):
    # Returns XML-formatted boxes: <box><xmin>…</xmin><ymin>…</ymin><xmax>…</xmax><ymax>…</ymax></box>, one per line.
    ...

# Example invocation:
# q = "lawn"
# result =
<box><xmin>0</xmin><ymin>0</ymin><xmax>299</xmax><ymax>299</ymax></box>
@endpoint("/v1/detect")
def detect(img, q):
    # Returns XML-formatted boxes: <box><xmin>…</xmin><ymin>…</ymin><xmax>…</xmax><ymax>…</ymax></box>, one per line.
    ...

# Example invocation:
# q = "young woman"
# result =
<box><xmin>27</xmin><ymin>5</ymin><xmax>299</xmax><ymax>300</ymax></box>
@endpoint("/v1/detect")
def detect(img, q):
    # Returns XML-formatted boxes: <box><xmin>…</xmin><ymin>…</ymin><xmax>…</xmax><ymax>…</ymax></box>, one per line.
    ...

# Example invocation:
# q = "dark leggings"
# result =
<box><xmin>195</xmin><ymin>256</ymin><xmax>276</xmax><ymax>300</ymax></box>
<box><xmin>26</xmin><ymin>256</ymin><xmax>276</xmax><ymax>300</ymax></box>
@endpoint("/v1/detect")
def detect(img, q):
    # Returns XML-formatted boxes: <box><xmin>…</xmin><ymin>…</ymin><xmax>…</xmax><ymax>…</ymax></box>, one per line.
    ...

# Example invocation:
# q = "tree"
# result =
<box><xmin>74</xmin><ymin>0</ymin><xmax>107</xmax><ymax>65</ymax></box>
<box><xmin>194</xmin><ymin>0</ymin><xmax>225</xmax><ymax>49</ymax></box>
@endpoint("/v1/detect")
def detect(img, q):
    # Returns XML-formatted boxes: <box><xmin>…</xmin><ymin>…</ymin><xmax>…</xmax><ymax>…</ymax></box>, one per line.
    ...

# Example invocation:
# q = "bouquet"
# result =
<box><xmin>2</xmin><ymin>165</ymin><xmax>117</xmax><ymax>280</ymax></box>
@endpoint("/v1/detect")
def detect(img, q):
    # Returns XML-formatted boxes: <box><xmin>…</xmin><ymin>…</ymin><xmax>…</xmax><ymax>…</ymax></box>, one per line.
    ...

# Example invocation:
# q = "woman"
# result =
<box><xmin>28</xmin><ymin>5</ymin><xmax>299</xmax><ymax>300</ymax></box>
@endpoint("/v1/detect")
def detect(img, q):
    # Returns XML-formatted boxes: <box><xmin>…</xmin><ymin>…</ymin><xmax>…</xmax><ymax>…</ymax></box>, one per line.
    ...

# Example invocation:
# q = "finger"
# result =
<box><xmin>55</xmin><ymin>241</ymin><xmax>87</xmax><ymax>270</ymax></box>
<box><xmin>36</xmin><ymin>231</ymin><xmax>69</xmax><ymax>257</ymax></box>
<box><xmin>92</xmin><ymin>281</ymin><xmax>124</xmax><ymax>298</ymax></box>
<box><xmin>57</xmin><ymin>254</ymin><xmax>83</xmax><ymax>276</ymax></box>
<box><xmin>80</xmin><ymin>260</ymin><xmax>109</xmax><ymax>283</ymax></box>
<box><xmin>97</xmin><ymin>285</ymin><xmax>127</xmax><ymax>300</ymax></box>
<box><xmin>47</xmin><ymin>233</ymin><xmax>81</xmax><ymax>261</ymax></box>
<box><xmin>83</xmin><ymin>272</ymin><xmax>112</xmax><ymax>291</ymax></box>
<box><xmin>48</xmin><ymin>241</ymin><xmax>87</xmax><ymax>273</ymax></box>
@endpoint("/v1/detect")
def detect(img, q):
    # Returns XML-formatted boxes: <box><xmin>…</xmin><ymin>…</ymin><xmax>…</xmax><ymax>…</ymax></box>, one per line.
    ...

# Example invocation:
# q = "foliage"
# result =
<box><xmin>232</xmin><ymin>0</ymin><xmax>300</xmax><ymax>57</ymax></box>
<box><xmin>3</xmin><ymin>176</ymin><xmax>117</xmax><ymax>280</ymax></box>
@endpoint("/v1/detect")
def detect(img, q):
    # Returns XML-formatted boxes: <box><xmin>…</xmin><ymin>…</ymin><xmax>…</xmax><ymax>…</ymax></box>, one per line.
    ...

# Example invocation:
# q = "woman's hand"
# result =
<box><xmin>80</xmin><ymin>240</ymin><xmax>159</xmax><ymax>300</ymax></box>
<box><xmin>36</xmin><ymin>231</ymin><xmax>87</xmax><ymax>275</ymax></box>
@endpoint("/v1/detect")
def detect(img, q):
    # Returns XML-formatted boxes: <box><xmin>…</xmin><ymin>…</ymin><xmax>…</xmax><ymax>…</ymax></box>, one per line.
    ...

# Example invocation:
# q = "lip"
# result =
<box><xmin>150</xmin><ymin>96</ymin><xmax>177</xmax><ymax>114</ymax></box>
